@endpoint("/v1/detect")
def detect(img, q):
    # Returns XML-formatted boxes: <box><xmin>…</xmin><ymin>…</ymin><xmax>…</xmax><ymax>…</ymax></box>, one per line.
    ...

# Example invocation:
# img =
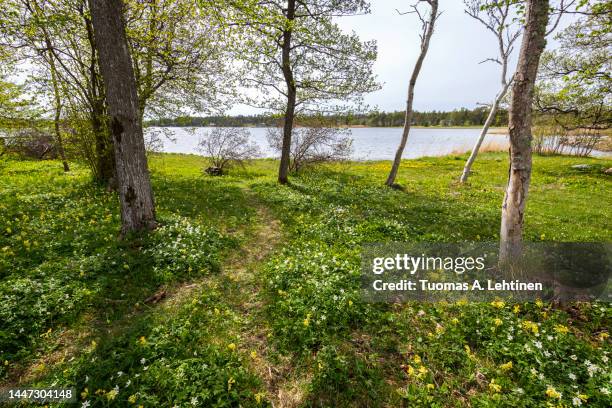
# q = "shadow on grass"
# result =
<box><xmin>0</xmin><ymin>164</ymin><xmax>261</xmax><ymax>397</ymax></box>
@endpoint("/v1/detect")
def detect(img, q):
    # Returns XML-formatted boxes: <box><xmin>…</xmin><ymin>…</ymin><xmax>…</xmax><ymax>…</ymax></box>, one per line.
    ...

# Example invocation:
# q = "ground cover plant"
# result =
<box><xmin>0</xmin><ymin>152</ymin><xmax>610</xmax><ymax>407</ymax></box>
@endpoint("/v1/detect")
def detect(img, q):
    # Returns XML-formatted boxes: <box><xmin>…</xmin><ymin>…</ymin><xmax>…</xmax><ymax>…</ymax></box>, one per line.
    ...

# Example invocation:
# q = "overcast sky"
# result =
<box><xmin>231</xmin><ymin>0</ymin><xmax>571</xmax><ymax>115</ymax></box>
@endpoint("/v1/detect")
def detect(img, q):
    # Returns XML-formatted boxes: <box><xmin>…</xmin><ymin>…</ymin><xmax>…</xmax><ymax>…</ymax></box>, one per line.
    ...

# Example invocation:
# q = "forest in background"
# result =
<box><xmin>146</xmin><ymin>107</ymin><xmax>510</xmax><ymax>128</ymax></box>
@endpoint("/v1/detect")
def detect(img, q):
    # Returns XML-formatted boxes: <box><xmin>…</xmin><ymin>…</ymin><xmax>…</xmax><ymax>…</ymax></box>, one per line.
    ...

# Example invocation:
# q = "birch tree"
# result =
<box><xmin>228</xmin><ymin>0</ymin><xmax>379</xmax><ymax>184</ymax></box>
<box><xmin>385</xmin><ymin>0</ymin><xmax>440</xmax><ymax>187</ymax></box>
<box><xmin>499</xmin><ymin>0</ymin><xmax>549</xmax><ymax>262</ymax></box>
<box><xmin>459</xmin><ymin>0</ymin><xmax>521</xmax><ymax>183</ymax></box>
<box><xmin>89</xmin><ymin>0</ymin><xmax>157</xmax><ymax>234</ymax></box>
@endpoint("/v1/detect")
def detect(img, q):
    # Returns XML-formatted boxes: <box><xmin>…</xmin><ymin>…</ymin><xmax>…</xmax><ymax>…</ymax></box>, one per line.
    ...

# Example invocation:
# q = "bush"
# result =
<box><xmin>267</xmin><ymin>126</ymin><xmax>353</xmax><ymax>173</ymax></box>
<box><xmin>3</xmin><ymin>128</ymin><xmax>57</xmax><ymax>159</ymax></box>
<box><xmin>197</xmin><ymin>128</ymin><xmax>260</xmax><ymax>174</ymax></box>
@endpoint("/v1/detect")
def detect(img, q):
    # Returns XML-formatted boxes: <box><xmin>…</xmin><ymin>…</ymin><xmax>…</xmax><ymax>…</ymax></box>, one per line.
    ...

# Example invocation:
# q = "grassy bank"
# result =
<box><xmin>0</xmin><ymin>153</ymin><xmax>610</xmax><ymax>407</ymax></box>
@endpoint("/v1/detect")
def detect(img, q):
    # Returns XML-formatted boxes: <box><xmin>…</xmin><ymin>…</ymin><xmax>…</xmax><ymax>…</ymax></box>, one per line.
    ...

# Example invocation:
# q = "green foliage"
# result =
<box><xmin>536</xmin><ymin>0</ymin><xmax>611</xmax><ymax>132</ymax></box>
<box><xmin>0</xmin><ymin>157</ymin><xmax>240</xmax><ymax>376</ymax></box>
<box><xmin>225</xmin><ymin>0</ymin><xmax>379</xmax><ymax>115</ymax></box>
<box><xmin>252</xmin><ymin>153</ymin><xmax>611</xmax><ymax>406</ymax></box>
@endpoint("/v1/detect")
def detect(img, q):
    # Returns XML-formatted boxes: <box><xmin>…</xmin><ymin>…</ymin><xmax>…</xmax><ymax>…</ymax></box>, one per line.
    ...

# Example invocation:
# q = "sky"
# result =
<box><xmin>231</xmin><ymin>0</ymin><xmax>570</xmax><ymax>116</ymax></box>
<box><xmin>336</xmin><ymin>0</ymin><xmax>516</xmax><ymax>112</ymax></box>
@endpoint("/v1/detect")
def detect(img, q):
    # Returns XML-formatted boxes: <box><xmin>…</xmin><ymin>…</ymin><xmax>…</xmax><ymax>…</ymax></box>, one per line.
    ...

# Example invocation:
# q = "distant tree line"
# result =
<box><xmin>146</xmin><ymin>107</ymin><xmax>509</xmax><ymax>128</ymax></box>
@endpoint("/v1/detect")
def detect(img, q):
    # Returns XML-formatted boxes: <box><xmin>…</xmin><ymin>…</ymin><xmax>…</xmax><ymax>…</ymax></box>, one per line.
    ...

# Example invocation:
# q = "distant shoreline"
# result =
<box><xmin>149</xmin><ymin>124</ymin><xmax>510</xmax><ymax>134</ymax></box>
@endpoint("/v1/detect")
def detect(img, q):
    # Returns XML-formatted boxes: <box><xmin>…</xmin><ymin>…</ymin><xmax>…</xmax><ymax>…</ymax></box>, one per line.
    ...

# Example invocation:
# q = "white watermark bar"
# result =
<box><xmin>361</xmin><ymin>242</ymin><xmax>611</xmax><ymax>303</ymax></box>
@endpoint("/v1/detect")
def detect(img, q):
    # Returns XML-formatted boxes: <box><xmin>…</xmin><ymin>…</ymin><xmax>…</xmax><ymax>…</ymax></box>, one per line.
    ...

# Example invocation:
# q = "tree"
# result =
<box><xmin>1</xmin><ymin>0</ymin><xmax>229</xmax><ymax>185</ymax></box>
<box><xmin>460</xmin><ymin>0</ymin><xmax>521</xmax><ymax>183</ymax></box>
<box><xmin>124</xmin><ymin>0</ymin><xmax>231</xmax><ymax>122</ymax></box>
<box><xmin>229</xmin><ymin>0</ymin><xmax>378</xmax><ymax>184</ymax></box>
<box><xmin>385</xmin><ymin>0</ymin><xmax>440</xmax><ymax>187</ymax></box>
<box><xmin>0</xmin><ymin>0</ymin><xmax>115</xmax><ymax>182</ymax></box>
<box><xmin>31</xmin><ymin>0</ymin><xmax>70</xmax><ymax>172</ymax></box>
<box><xmin>535</xmin><ymin>1</ymin><xmax>611</xmax><ymax>133</ymax></box>
<box><xmin>0</xmin><ymin>0</ymin><xmax>73</xmax><ymax>171</ymax></box>
<box><xmin>89</xmin><ymin>0</ymin><xmax>157</xmax><ymax>234</ymax></box>
<box><xmin>499</xmin><ymin>0</ymin><xmax>549</xmax><ymax>262</ymax></box>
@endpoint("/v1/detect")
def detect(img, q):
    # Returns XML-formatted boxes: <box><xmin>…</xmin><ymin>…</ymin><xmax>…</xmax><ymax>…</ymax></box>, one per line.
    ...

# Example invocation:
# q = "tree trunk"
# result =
<box><xmin>460</xmin><ymin>79</ymin><xmax>512</xmax><ymax>183</ymax></box>
<box><xmin>278</xmin><ymin>0</ymin><xmax>296</xmax><ymax>185</ymax></box>
<box><xmin>499</xmin><ymin>0</ymin><xmax>549</xmax><ymax>262</ymax></box>
<box><xmin>89</xmin><ymin>0</ymin><xmax>157</xmax><ymax>235</ymax></box>
<box><xmin>386</xmin><ymin>0</ymin><xmax>438</xmax><ymax>187</ymax></box>
<box><xmin>45</xmin><ymin>43</ymin><xmax>70</xmax><ymax>172</ymax></box>
<box><xmin>83</xmin><ymin>7</ymin><xmax>115</xmax><ymax>186</ymax></box>
<box><xmin>33</xmin><ymin>0</ymin><xmax>69</xmax><ymax>172</ymax></box>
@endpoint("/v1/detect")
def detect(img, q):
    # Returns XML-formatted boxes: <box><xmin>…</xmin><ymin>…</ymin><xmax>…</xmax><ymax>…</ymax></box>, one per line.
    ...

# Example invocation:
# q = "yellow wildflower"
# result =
<box><xmin>138</xmin><ymin>336</ymin><xmax>147</xmax><ymax>345</ymax></box>
<box><xmin>499</xmin><ymin>361</ymin><xmax>513</xmax><ymax>371</ymax></box>
<box><xmin>493</xmin><ymin>318</ymin><xmax>503</xmax><ymax>327</ymax></box>
<box><xmin>250</xmin><ymin>350</ymin><xmax>257</xmax><ymax>359</ymax></box>
<box><xmin>80</xmin><ymin>388</ymin><xmax>88</xmax><ymax>399</ymax></box>
<box><xmin>255</xmin><ymin>392</ymin><xmax>266</xmax><ymax>404</ymax></box>
<box><xmin>578</xmin><ymin>394</ymin><xmax>588</xmax><ymax>402</ymax></box>
<box><xmin>489</xmin><ymin>379</ymin><xmax>501</xmax><ymax>393</ymax></box>
<box><xmin>451</xmin><ymin>317</ymin><xmax>459</xmax><ymax>325</ymax></box>
<box><xmin>413</xmin><ymin>355</ymin><xmax>421</xmax><ymax>364</ymax></box>
<box><xmin>491</xmin><ymin>300</ymin><xmax>505</xmax><ymax>309</ymax></box>
<box><xmin>535</xmin><ymin>299</ymin><xmax>544</xmax><ymax>308</ymax></box>
<box><xmin>426</xmin><ymin>383</ymin><xmax>435</xmax><ymax>390</ymax></box>
<box><xmin>227</xmin><ymin>343</ymin><xmax>236</xmax><ymax>351</ymax></box>
<box><xmin>418</xmin><ymin>365</ymin><xmax>428</xmax><ymax>375</ymax></box>
<box><xmin>227</xmin><ymin>376</ymin><xmax>235</xmax><ymax>391</ymax></box>
<box><xmin>522</xmin><ymin>320</ymin><xmax>539</xmax><ymax>334</ymax></box>
<box><xmin>545</xmin><ymin>386</ymin><xmax>561</xmax><ymax>399</ymax></box>
<box><xmin>105</xmin><ymin>389</ymin><xmax>118</xmax><ymax>400</ymax></box>
<box><xmin>513</xmin><ymin>305</ymin><xmax>520</xmax><ymax>314</ymax></box>
<box><xmin>599</xmin><ymin>332</ymin><xmax>609</xmax><ymax>341</ymax></box>
<box><xmin>554</xmin><ymin>325</ymin><xmax>569</xmax><ymax>334</ymax></box>
<box><xmin>303</xmin><ymin>313</ymin><xmax>312</xmax><ymax>327</ymax></box>
<box><xmin>128</xmin><ymin>394</ymin><xmax>137</xmax><ymax>404</ymax></box>
<box><xmin>406</xmin><ymin>365</ymin><xmax>415</xmax><ymax>376</ymax></box>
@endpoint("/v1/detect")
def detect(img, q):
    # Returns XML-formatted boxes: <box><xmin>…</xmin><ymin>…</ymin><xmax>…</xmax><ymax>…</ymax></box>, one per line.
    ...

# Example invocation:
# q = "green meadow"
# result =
<box><xmin>1</xmin><ymin>152</ymin><xmax>610</xmax><ymax>407</ymax></box>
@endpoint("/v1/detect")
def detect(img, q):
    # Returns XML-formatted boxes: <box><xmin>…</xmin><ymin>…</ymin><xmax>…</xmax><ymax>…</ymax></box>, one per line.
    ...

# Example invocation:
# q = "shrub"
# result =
<box><xmin>266</xmin><ymin>126</ymin><xmax>353</xmax><ymax>173</ymax></box>
<box><xmin>3</xmin><ymin>128</ymin><xmax>57</xmax><ymax>159</ymax></box>
<box><xmin>197</xmin><ymin>128</ymin><xmax>260</xmax><ymax>174</ymax></box>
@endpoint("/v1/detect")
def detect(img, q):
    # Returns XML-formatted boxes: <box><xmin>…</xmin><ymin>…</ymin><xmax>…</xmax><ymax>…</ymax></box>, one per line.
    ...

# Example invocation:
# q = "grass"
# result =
<box><xmin>0</xmin><ymin>152</ymin><xmax>610</xmax><ymax>407</ymax></box>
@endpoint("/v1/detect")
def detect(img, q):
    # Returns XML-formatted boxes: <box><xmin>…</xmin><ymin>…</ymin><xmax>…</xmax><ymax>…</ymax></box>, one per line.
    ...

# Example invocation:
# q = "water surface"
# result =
<box><xmin>148</xmin><ymin>127</ymin><xmax>610</xmax><ymax>160</ymax></box>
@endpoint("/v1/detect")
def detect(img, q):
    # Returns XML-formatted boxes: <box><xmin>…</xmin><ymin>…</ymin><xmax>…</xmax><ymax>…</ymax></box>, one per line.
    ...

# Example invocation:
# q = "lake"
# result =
<box><xmin>146</xmin><ymin>127</ymin><xmax>610</xmax><ymax>160</ymax></box>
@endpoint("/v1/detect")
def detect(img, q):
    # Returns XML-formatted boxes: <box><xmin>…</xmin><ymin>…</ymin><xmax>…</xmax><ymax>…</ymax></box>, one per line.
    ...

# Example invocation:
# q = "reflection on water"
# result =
<box><xmin>148</xmin><ymin>127</ymin><xmax>610</xmax><ymax>160</ymax></box>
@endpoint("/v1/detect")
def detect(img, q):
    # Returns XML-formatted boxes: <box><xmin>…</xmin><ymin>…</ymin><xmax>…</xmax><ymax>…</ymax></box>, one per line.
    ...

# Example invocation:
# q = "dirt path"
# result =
<box><xmin>219</xmin><ymin>193</ymin><xmax>308</xmax><ymax>408</ymax></box>
<box><xmin>155</xmin><ymin>189</ymin><xmax>309</xmax><ymax>407</ymax></box>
